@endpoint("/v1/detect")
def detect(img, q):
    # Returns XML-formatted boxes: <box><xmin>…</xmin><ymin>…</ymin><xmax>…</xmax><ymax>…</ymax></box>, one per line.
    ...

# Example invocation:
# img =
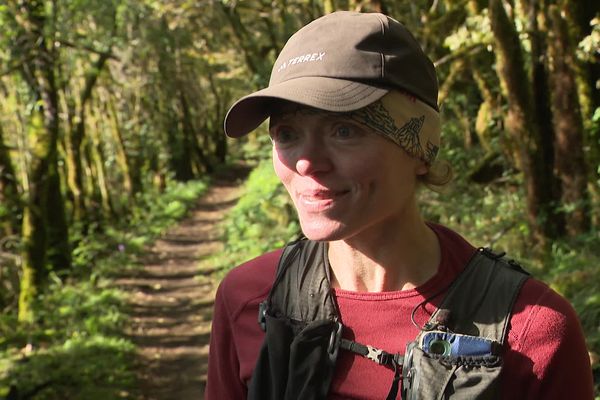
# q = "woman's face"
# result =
<box><xmin>270</xmin><ymin>106</ymin><xmax>427</xmax><ymax>242</ymax></box>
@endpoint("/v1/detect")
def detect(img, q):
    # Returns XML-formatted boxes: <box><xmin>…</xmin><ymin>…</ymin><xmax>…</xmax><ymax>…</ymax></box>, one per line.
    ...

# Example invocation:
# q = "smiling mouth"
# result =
<box><xmin>297</xmin><ymin>189</ymin><xmax>349</xmax><ymax>205</ymax></box>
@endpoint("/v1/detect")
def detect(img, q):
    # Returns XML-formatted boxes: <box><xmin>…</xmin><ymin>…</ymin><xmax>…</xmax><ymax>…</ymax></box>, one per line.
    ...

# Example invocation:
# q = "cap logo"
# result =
<box><xmin>276</xmin><ymin>52</ymin><xmax>326</xmax><ymax>73</ymax></box>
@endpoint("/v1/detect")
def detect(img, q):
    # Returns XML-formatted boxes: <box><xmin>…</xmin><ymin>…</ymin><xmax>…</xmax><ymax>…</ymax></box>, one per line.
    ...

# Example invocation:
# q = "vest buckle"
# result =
<box><xmin>327</xmin><ymin>320</ymin><xmax>343</xmax><ymax>359</ymax></box>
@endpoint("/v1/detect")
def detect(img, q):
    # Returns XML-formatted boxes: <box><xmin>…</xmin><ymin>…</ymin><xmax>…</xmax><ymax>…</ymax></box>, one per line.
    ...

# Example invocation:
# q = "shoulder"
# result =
<box><xmin>503</xmin><ymin>275</ymin><xmax>594</xmax><ymax>398</ymax></box>
<box><xmin>508</xmin><ymin>276</ymin><xmax>583</xmax><ymax>351</ymax></box>
<box><xmin>220</xmin><ymin>249</ymin><xmax>282</xmax><ymax>287</ymax></box>
<box><xmin>215</xmin><ymin>249</ymin><xmax>283</xmax><ymax>320</ymax></box>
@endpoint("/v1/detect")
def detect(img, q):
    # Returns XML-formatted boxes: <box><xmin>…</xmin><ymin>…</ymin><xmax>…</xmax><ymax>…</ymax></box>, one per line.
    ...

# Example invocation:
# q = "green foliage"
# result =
<box><xmin>68</xmin><ymin>178</ymin><xmax>208</xmax><ymax>269</ymax></box>
<box><xmin>213</xmin><ymin>160</ymin><xmax>299</xmax><ymax>272</ymax></box>
<box><xmin>238</xmin><ymin>126</ymin><xmax>273</xmax><ymax>161</ymax></box>
<box><xmin>0</xmin><ymin>278</ymin><xmax>136</xmax><ymax>399</ymax></box>
<box><xmin>541</xmin><ymin>234</ymin><xmax>600</xmax><ymax>350</ymax></box>
<box><xmin>537</xmin><ymin>234</ymin><xmax>600</xmax><ymax>397</ymax></box>
<box><xmin>577</xmin><ymin>17</ymin><xmax>600</xmax><ymax>63</ymax></box>
<box><xmin>0</xmin><ymin>336</ymin><xmax>135</xmax><ymax>400</ymax></box>
<box><xmin>443</xmin><ymin>10</ymin><xmax>492</xmax><ymax>51</ymax></box>
<box><xmin>128</xmin><ymin>179</ymin><xmax>209</xmax><ymax>239</ymax></box>
<box><xmin>36</xmin><ymin>281</ymin><xmax>126</xmax><ymax>342</ymax></box>
<box><xmin>0</xmin><ymin>0</ymin><xmax>597</xmax><ymax>393</ymax></box>
<box><xmin>0</xmin><ymin>178</ymin><xmax>208</xmax><ymax>399</ymax></box>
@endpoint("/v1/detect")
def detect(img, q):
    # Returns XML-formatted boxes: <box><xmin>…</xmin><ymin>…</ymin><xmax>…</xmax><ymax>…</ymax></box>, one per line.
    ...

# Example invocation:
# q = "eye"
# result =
<box><xmin>335</xmin><ymin>125</ymin><xmax>352</xmax><ymax>138</ymax></box>
<box><xmin>332</xmin><ymin>121</ymin><xmax>364</xmax><ymax>140</ymax></box>
<box><xmin>270</xmin><ymin>125</ymin><xmax>298</xmax><ymax>145</ymax></box>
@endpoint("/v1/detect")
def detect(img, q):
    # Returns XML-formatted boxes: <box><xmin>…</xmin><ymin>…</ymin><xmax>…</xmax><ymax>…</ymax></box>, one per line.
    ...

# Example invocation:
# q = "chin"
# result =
<box><xmin>299</xmin><ymin>219</ymin><xmax>348</xmax><ymax>242</ymax></box>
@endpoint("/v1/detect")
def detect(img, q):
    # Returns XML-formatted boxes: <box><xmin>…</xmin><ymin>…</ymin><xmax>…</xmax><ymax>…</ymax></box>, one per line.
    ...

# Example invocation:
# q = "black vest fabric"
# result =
<box><xmin>248</xmin><ymin>240</ymin><xmax>529</xmax><ymax>400</ymax></box>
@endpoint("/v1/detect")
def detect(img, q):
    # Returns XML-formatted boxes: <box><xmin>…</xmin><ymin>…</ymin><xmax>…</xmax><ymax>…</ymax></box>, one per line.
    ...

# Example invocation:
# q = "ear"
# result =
<box><xmin>415</xmin><ymin>160</ymin><xmax>429</xmax><ymax>176</ymax></box>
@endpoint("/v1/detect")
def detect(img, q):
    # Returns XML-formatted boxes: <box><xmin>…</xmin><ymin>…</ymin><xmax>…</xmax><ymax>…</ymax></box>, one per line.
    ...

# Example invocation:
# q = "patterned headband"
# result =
<box><xmin>269</xmin><ymin>90</ymin><xmax>440</xmax><ymax>164</ymax></box>
<box><xmin>346</xmin><ymin>91</ymin><xmax>440</xmax><ymax>164</ymax></box>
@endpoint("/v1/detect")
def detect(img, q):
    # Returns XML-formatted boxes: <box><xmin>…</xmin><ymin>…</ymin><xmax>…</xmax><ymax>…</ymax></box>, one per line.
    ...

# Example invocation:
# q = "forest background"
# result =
<box><xmin>0</xmin><ymin>0</ymin><xmax>598</xmax><ymax>398</ymax></box>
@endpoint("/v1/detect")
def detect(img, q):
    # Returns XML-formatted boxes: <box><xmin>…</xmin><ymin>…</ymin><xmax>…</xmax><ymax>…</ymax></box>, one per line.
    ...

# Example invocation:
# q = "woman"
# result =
<box><xmin>206</xmin><ymin>11</ymin><xmax>593</xmax><ymax>400</ymax></box>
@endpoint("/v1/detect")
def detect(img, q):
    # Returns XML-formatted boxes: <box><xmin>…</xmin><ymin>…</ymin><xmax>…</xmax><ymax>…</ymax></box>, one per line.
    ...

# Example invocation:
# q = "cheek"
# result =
<box><xmin>272</xmin><ymin>149</ymin><xmax>293</xmax><ymax>186</ymax></box>
<box><xmin>342</xmin><ymin>151</ymin><xmax>387</xmax><ymax>186</ymax></box>
<box><xmin>351</xmin><ymin>164</ymin><xmax>380</xmax><ymax>189</ymax></box>
<box><xmin>365</xmin><ymin>153</ymin><xmax>419</xmax><ymax>196</ymax></box>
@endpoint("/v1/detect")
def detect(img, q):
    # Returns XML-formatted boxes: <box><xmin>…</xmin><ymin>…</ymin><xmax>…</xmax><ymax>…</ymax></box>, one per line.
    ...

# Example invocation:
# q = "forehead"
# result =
<box><xmin>270</xmin><ymin>102</ymin><xmax>348</xmax><ymax>125</ymax></box>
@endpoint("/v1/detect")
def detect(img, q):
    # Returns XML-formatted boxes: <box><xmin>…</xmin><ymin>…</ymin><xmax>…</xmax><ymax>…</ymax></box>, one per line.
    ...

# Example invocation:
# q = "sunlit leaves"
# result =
<box><xmin>577</xmin><ymin>17</ymin><xmax>600</xmax><ymax>62</ymax></box>
<box><xmin>444</xmin><ymin>10</ymin><xmax>492</xmax><ymax>52</ymax></box>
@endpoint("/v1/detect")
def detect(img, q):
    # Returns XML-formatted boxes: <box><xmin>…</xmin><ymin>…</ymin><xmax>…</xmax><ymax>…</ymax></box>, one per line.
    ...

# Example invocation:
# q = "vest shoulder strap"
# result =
<box><xmin>421</xmin><ymin>248</ymin><xmax>530</xmax><ymax>343</ymax></box>
<box><xmin>267</xmin><ymin>239</ymin><xmax>338</xmax><ymax>323</ymax></box>
<box><xmin>255</xmin><ymin>242</ymin><xmax>530</xmax><ymax>400</ymax></box>
<box><xmin>267</xmin><ymin>241</ymin><xmax>529</xmax><ymax>345</ymax></box>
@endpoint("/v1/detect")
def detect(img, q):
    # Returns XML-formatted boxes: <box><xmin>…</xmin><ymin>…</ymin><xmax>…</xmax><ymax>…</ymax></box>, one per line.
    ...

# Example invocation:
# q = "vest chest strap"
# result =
<box><xmin>339</xmin><ymin>338</ymin><xmax>404</xmax><ymax>368</ymax></box>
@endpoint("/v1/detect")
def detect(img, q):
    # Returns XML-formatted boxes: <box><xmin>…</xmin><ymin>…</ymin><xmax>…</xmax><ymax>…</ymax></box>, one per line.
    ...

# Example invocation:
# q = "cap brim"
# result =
<box><xmin>224</xmin><ymin>77</ymin><xmax>388</xmax><ymax>137</ymax></box>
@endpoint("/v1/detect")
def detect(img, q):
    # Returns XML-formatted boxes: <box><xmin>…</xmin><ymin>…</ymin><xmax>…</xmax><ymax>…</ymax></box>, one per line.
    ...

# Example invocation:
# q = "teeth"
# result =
<box><xmin>297</xmin><ymin>189</ymin><xmax>348</xmax><ymax>204</ymax></box>
<box><xmin>304</xmin><ymin>193</ymin><xmax>334</xmax><ymax>200</ymax></box>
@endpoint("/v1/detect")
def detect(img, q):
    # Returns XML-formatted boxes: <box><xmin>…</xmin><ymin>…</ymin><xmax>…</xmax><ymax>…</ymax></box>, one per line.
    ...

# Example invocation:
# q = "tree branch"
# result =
<box><xmin>57</xmin><ymin>39</ymin><xmax>119</xmax><ymax>61</ymax></box>
<box><xmin>434</xmin><ymin>43</ymin><xmax>484</xmax><ymax>68</ymax></box>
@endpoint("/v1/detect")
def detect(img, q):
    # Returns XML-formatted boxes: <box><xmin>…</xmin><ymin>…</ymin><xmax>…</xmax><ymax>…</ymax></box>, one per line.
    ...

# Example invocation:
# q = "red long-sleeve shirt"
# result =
<box><xmin>206</xmin><ymin>224</ymin><xmax>594</xmax><ymax>399</ymax></box>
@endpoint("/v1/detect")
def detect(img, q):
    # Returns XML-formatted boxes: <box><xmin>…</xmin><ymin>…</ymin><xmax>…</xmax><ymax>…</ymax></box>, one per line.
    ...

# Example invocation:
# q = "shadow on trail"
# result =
<box><xmin>116</xmin><ymin>164</ymin><xmax>249</xmax><ymax>400</ymax></box>
<box><xmin>194</xmin><ymin>197</ymin><xmax>240</xmax><ymax>212</ymax></box>
<box><xmin>127</xmin><ymin>301</ymin><xmax>213</xmax><ymax>322</ymax></box>
<box><xmin>127</xmin><ymin>332</ymin><xmax>212</xmax><ymax>349</ymax></box>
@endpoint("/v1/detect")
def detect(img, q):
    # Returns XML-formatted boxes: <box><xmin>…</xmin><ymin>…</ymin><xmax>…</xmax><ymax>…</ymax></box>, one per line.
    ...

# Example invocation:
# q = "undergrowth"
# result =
<box><xmin>0</xmin><ymin>178</ymin><xmax>208</xmax><ymax>400</ymax></box>
<box><xmin>211</xmin><ymin>159</ymin><xmax>299</xmax><ymax>274</ymax></box>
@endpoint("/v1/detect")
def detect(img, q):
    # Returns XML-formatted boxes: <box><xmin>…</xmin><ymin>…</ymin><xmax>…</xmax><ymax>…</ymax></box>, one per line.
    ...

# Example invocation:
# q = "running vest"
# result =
<box><xmin>248</xmin><ymin>239</ymin><xmax>529</xmax><ymax>400</ymax></box>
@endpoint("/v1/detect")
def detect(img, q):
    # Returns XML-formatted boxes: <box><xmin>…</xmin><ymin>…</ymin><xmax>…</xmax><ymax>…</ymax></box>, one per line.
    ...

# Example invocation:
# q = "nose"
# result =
<box><xmin>295</xmin><ymin>137</ymin><xmax>333</xmax><ymax>176</ymax></box>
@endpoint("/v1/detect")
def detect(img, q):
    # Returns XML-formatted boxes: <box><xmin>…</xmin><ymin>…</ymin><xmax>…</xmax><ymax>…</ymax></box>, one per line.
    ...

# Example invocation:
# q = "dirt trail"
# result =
<box><xmin>117</xmin><ymin>167</ymin><xmax>248</xmax><ymax>400</ymax></box>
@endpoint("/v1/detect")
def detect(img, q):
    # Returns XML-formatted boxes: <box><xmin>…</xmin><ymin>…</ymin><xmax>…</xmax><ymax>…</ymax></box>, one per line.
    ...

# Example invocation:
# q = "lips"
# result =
<box><xmin>296</xmin><ymin>188</ymin><xmax>350</xmax><ymax>211</ymax></box>
<box><xmin>301</xmin><ymin>189</ymin><xmax>345</xmax><ymax>199</ymax></box>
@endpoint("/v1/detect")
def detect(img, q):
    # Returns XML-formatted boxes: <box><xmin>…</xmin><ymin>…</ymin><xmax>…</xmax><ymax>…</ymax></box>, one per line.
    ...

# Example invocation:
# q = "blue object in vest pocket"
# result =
<box><xmin>420</xmin><ymin>331</ymin><xmax>496</xmax><ymax>357</ymax></box>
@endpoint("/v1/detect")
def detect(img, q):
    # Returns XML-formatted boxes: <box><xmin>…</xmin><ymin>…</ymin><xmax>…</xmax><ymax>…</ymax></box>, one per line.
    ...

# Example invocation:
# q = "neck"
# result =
<box><xmin>328</xmin><ymin>212</ymin><xmax>440</xmax><ymax>292</ymax></box>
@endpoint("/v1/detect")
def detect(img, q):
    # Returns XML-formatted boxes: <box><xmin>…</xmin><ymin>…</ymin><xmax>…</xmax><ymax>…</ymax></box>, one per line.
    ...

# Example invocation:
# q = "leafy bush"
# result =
<box><xmin>213</xmin><ymin>160</ymin><xmax>299</xmax><ymax>272</ymax></box>
<box><xmin>0</xmin><ymin>275</ymin><xmax>137</xmax><ymax>399</ymax></box>
<box><xmin>0</xmin><ymin>336</ymin><xmax>136</xmax><ymax>400</ymax></box>
<box><xmin>541</xmin><ymin>234</ymin><xmax>600</xmax><ymax>350</ymax></box>
<box><xmin>0</xmin><ymin>177</ymin><xmax>209</xmax><ymax>399</ymax></box>
<box><xmin>129</xmin><ymin>179</ymin><xmax>209</xmax><ymax>239</ymax></box>
<box><xmin>36</xmin><ymin>281</ymin><xmax>126</xmax><ymax>342</ymax></box>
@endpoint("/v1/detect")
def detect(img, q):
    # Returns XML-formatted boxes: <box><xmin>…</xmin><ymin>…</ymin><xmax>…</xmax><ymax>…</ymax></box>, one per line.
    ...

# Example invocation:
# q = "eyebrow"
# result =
<box><xmin>272</xmin><ymin>105</ymin><xmax>372</xmax><ymax>127</ymax></box>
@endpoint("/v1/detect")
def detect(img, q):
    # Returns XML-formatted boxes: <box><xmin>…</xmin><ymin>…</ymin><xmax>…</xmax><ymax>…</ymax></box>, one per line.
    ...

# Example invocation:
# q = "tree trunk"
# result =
<box><xmin>106</xmin><ymin>94</ymin><xmax>135</xmax><ymax>196</ymax></box>
<box><xmin>46</xmin><ymin>162</ymin><xmax>71</xmax><ymax>274</ymax></box>
<box><xmin>488</xmin><ymin>0</ymin><xmax>561</xmax><ymax>243</ymax></box>
<box><xmin>546</xmin><ymin>4</ymin><xmax>590</xmax><ymax>235</ymax></box>
<box><xmin>206</xmin><ymin>71</ymin><xmax>227</xmax><ymax>164</ymax></box>
<box><xmin>218</xmin><ymin>3</ymin><xmax>272</xmax><ymax>84</ymax></box>
<box><xmin>89</xmin><ymin>112</ymin><xmax>115</xmax><ymax>219</ymax></box>
<box><xmin>165</xmin><ymin>116</ymin><xmax>195</xmax><ymax>182</ymax></box>
<box><xmin>523</xmin><ymin>0</ymin><xmax>565</xmax><ymax>235</ymax></box>
<box><xmin>66</xmin><ymin>108</ymin><xmax>86</xmax><ymax>222</ymax></box>
<box><xmin>179</xmin><ymin>89</ymin><xmax>208</xmax><ymax>175</ymax></box>
<box><xmin>566</xmin><ymin>0</ymin><xmax>599</xmax><ymax>225</ymax></box>
<box><xmin>16</xmin><ymin>0</ymin><xmax>66</xmax><ymax>322</ymax></box>
<box><xmin>568</xmin><ymin>0</ymin><xmax>600</xmax><ymax>123</ymax></box>
<box><xmin>0</xmin><ymin>124</ymin><xmax>22</xmax><ymax>236</ymax></box>
<box><xmin>66</xmin><ymin>51</ymin><xmax>112</xmax><ymax>222</ymax></box>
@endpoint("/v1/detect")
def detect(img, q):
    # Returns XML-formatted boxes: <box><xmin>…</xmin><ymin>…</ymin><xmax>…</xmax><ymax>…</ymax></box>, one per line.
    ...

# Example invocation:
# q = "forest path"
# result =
<box><xmin>116</xmin><ymin>165</ymin><xmax>249</xmax><ymax>400</ymax></box>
